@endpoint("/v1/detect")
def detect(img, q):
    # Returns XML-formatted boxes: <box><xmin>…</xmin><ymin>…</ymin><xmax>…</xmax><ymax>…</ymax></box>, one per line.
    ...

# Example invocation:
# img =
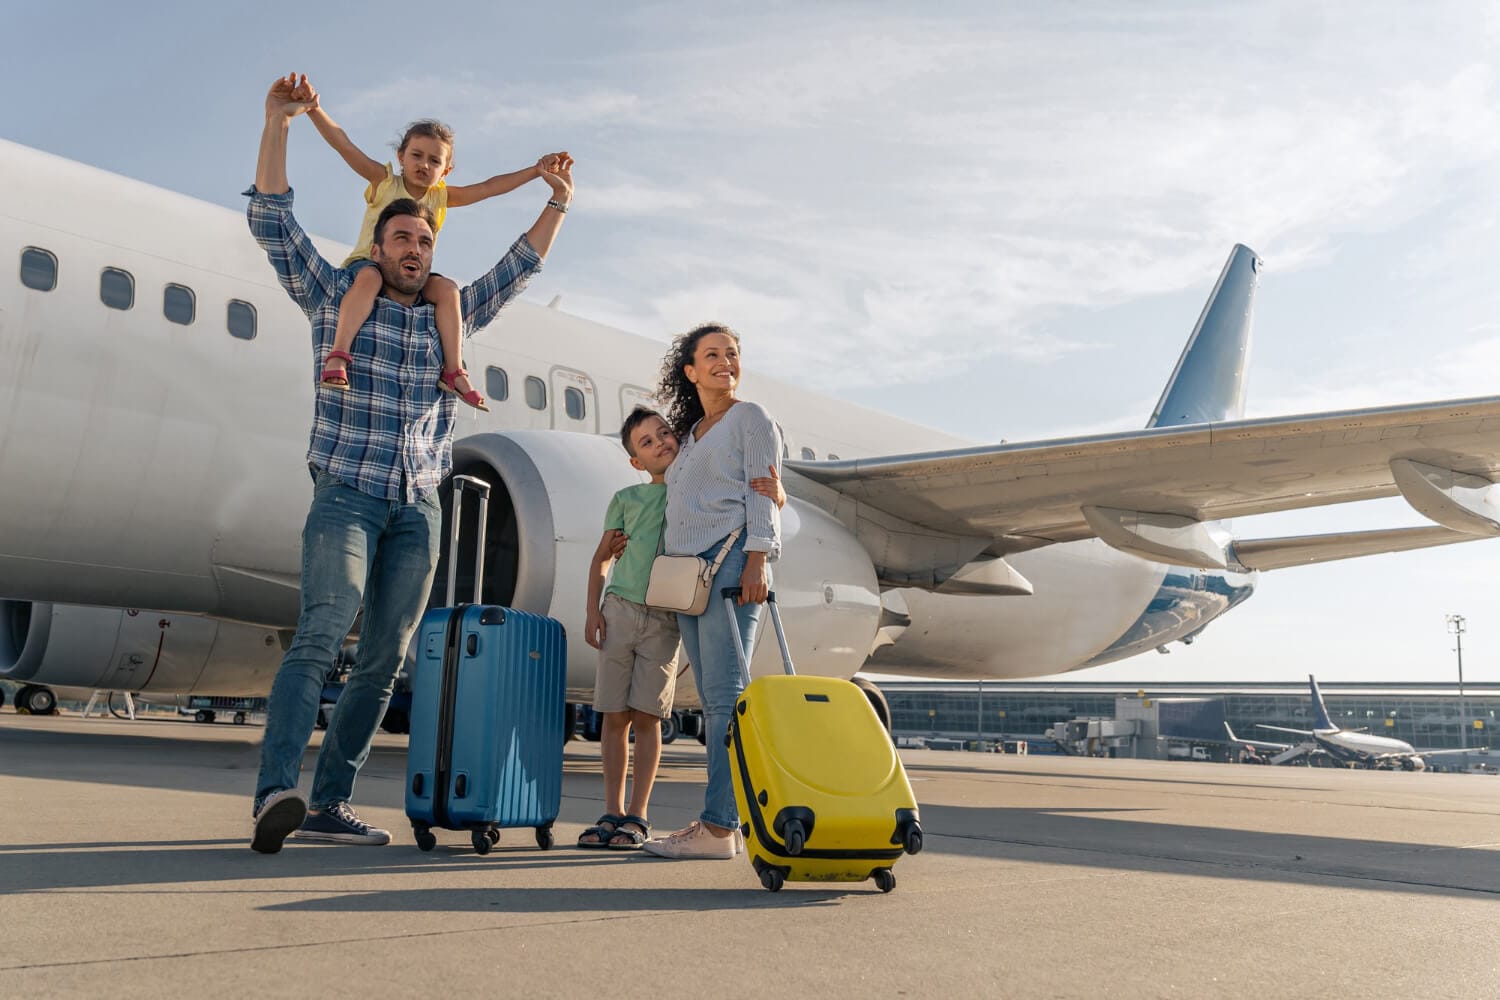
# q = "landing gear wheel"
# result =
<box><xmin>851</xmin><ymin>676</ymin><xmax>892</xmax><ymax>735</ymax></box>
<box><xmin>661</xmin><ymin>713</ymin><xmax>679</xmax><ymax>745</ymax></box>
<box><xmin>472</xmin><ymin>830</ymin><xmax>492</xmax><ymax>855</ymax></box>
<box><xmin>873</xmin><ymin>868</ymin><xmax>896</xmax><ymax>893</ymax></box>
<box><xmin>535</xmin><ymin>825</ymin><xmax>555</xmax><ymax>850</ymax></box>
<box><xmin>414</xmin><ymin>827</ymin><xmax>436</xmax><ymax>852</ymax></box>
<box><xmin>760</xmin><ymin>868</ymin><xmax>785</xmax><ymax>892</ymax></box>
<box><xmin>20</xmin><ymin>686</ymin><xmax>57</xmax><ymax>716</ymax></box>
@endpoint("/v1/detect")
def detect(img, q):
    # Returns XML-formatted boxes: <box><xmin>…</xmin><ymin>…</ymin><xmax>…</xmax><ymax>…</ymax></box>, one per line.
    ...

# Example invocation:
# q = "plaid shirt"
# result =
<box><xmin>245</xmin><ymin>187</ymin><xmax>541</xmax><ymax>502</ymax></box>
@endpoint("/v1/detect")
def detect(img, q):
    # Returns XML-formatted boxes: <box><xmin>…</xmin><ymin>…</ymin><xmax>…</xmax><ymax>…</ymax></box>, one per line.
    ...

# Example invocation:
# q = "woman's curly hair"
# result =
<box><xmin>657</xmin><ymin>323</ymin><xmax>740</xmax><ymax>437</ymax></box>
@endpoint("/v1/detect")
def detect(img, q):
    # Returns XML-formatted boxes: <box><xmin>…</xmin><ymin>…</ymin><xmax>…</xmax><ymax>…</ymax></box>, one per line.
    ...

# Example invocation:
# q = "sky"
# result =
<box><xmin>6</xmin><ymin>1</ymin><xmax>1500</xmax><ymax>683</ymax></box>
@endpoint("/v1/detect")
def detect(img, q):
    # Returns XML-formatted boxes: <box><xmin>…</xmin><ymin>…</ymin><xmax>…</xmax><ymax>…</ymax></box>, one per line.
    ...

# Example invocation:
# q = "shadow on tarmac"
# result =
<box><xmin>6</xmin><ymin>719</ymin><xmax>1498</xmax><ymax>904</ymax></box>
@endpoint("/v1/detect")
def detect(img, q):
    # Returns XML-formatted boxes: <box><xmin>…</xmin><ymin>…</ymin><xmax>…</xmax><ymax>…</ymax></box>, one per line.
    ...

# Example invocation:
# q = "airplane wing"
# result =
<box><xmin>1223</xmin><ymin>723</ymin><xmax>1289</xmax><ymax>751</ymax></box>
<box><xmin>1417</xmin><ymin>747</ymin><xmax>1490</xmax><ymax>758</ymax></box>
<box><xmin>790</xmin><ymin>395</ymin><xmax>1500</xmax><ymax>569</ymax></box>
<box><xmin>1257</xmin><ymin>724</ymin><xmax>1316</xmax><ymax>737</ymax></box>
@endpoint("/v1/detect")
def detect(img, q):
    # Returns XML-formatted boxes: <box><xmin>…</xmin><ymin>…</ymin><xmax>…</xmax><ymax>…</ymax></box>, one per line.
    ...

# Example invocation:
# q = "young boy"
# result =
<box><xmin>579</xmin><ymin>407</ymin><xmax>783</xmax><ymax>849</ymax></box>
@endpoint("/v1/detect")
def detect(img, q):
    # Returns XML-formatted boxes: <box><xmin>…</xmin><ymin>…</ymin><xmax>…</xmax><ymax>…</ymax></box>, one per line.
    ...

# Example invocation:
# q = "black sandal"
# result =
<box><xmin>578</xmin><ymin>813</ymin><xmax>623</xmax><ymax>849</ymax></box>
<box><xmin>608</xmin><ymin>814</ymin><xmax>651</xmax><ymax>850</ymax></box>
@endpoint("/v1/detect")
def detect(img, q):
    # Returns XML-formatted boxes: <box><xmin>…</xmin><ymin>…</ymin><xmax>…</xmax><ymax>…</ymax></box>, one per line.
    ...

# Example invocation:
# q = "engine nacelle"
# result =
<box><xmin>0</xmin><ymin>600</ymin><xmax>282</xmax><ymax>696</ymax></box>
<box><xmin>448</xmin><ymin>431</ymin><xmax>882</xmax><ymax>702</ymax></box>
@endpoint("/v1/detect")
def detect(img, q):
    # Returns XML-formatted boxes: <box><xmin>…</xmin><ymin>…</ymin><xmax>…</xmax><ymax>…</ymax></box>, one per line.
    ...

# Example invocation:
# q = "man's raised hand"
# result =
<box><xmin>536</xmin><ymin>152</ymin><xmax>575</xmax><ymax>203</ymax></box>
<box><xmin>266</xmin><ymin>73</ymin><xmax>319</xmax><ymax>121</ymax></box>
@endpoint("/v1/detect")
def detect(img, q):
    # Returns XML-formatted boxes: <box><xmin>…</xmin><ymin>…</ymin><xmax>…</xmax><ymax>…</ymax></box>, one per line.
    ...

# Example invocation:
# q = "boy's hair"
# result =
<box><xmin>397</xmin><ymin>119</ymin><xmax>455</xmax><ymax>157</ymax></box>
<box><xmin>373</xmin><ymin>198</ymin><xmax>437</xmax><ymax>246</ymax></box>
<box><xmin>620</xmin><ymin>406</ymin><xmax>666</xmax><ymax>457</ymax></box>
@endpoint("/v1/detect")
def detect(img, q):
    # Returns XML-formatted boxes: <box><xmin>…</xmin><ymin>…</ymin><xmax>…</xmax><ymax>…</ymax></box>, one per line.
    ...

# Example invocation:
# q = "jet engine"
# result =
<box><xmin>447</xmin><ymin>431</ymin><xmax>882</xmax><ymax>699</ymax></box>
<box><xmin>0</xmin><ymin>600</ymin><xmax>282</xmax><ymax>697</ymax></box>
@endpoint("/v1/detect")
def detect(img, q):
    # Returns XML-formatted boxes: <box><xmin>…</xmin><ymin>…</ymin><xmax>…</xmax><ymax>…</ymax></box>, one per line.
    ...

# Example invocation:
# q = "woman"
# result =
<box><xmin>643</xmin><ymin>323</ymin><xmax>783</xmax><ymax>860</ymax></box>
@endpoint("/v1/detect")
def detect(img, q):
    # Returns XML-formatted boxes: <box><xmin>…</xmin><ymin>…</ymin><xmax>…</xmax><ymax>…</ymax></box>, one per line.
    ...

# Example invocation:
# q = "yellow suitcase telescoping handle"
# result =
<box><xmin>720</xmin><ymin>588</ymin><xmax>795</xmax><ymax>686</ymax></box>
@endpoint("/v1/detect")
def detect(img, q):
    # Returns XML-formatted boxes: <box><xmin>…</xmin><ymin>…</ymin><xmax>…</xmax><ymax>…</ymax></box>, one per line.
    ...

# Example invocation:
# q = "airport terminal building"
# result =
<box><xmin>880</xmin><ymin>679</ymin><xmax>1500</xmax><ymax>755</ymax></box>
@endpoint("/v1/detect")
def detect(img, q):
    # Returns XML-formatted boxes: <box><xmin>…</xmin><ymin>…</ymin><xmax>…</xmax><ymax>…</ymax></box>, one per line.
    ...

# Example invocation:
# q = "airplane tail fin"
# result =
<box><xmin>1308</xmin><ymin>674</ymin><xmax>1336</xmax><ymax>731</ymax></box>
<box><xmin>1147</xmin><ymin>245</ymin><xmax>1262</xmax><ymax>428</ymax></box>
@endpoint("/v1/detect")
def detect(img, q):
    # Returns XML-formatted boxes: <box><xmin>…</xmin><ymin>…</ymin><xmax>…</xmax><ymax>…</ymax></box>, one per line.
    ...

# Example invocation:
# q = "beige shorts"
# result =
<box><xmin>592</xmin><ymin>593</ymin><xmax>681</xmax><ymax>717</ymax></box>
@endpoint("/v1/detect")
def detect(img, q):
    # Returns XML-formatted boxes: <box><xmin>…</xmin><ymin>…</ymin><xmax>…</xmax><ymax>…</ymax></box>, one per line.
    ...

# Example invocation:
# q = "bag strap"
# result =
<box><xmin>702</xmin><ymin>527</ymin><xmax>743</xmax><ymax>578</ymax></box>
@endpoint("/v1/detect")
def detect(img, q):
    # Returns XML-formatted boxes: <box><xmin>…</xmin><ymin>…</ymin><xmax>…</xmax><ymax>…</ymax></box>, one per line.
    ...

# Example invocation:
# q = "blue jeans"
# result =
<box><xmin>676</xmin><ymin>531</ymin><xmax>765</xmax><ymax>830</ymax></box>
<box><xmin>255</xmin><ymin>470</ymin><xmax>441</xmax><ymax>810</ymax></box>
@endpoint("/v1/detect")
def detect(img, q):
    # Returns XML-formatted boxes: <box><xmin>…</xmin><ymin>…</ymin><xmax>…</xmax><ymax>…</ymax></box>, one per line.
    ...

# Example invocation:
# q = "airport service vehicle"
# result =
<box><xmin>4</xmin><ymin>139</ymin><xmax>1500</xmax><ymax>716</ymax></box>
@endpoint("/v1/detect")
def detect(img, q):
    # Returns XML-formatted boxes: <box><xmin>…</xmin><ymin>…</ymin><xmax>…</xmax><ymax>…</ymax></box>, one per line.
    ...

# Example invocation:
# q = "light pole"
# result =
<box><xmin>976</xmin><ymin>678</ymin><xmax>983</xmax><ymax>741</ymax></box>
<box><xmin>1446</xmin><ymin>614</ymin><xmax>1467</xmax><ymax>755</ymax></box>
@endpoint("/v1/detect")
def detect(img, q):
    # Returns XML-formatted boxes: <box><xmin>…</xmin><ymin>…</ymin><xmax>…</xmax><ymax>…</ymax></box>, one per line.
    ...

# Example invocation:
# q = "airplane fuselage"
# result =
<box><xmin>0</xmin><ymin>140</ymin><xmax>1251</xmax><ymax>697</ymax></box>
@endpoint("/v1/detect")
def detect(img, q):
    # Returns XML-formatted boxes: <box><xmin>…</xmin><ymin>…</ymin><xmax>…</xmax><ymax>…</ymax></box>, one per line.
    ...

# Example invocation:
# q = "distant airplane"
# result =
<box><xmin>1225</xmin><ymin>675</ymin><xmax>1482</xmax><ymax>770</ymax></box>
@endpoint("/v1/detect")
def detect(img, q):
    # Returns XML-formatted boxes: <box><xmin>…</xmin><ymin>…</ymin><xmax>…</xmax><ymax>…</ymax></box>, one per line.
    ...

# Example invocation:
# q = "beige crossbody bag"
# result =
<box><xmin>644</xmin><ymin>527</ymin><xmax>743</xmax><ymax>616</ymax></box>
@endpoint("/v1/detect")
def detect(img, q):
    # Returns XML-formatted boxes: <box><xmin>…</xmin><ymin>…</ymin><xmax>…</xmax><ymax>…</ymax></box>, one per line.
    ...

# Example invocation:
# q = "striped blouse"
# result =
<box><xmin>664</xmin><ymin>400</ymin><xmax>783</xmax><ymax>559</ymax></box>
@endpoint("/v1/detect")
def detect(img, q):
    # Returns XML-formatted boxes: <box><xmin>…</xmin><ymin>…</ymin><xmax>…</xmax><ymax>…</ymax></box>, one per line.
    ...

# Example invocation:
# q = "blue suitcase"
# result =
<box><xmin>405</xmin><ymin>475</ymin><xmax>566</xmax><ymax>854</ymax></box>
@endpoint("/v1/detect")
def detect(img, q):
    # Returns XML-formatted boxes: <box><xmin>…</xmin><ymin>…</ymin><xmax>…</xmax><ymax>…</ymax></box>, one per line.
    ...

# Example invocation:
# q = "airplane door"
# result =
<box><xmin>620</xmin><ymin>384</ymin><xmax>658</xmax><ymax>420</ymax></box>
<box><xmin>550</xmin><ymin>367</ymin><xmax>598</xmax><ymax>433</ymax></box>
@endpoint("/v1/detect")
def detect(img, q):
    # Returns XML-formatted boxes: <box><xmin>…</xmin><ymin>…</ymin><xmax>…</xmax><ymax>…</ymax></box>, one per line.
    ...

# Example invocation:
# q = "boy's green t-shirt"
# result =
<box><xmin>603</xmin><ymin>482</ymin><xmax>667</xmax><ymax>605</ymax></box>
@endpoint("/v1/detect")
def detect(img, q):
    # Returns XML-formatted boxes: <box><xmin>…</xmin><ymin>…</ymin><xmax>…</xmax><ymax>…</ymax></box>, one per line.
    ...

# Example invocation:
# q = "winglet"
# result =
<box><xmin>1308</xmin><ymin>674</ymin><xmax>1336</xmax><ymax>731</ymax></box>
<box><xmin>1148</xmin><ymin>245</ymin><xmax>1262</xmax><ymax>428</ymax></box>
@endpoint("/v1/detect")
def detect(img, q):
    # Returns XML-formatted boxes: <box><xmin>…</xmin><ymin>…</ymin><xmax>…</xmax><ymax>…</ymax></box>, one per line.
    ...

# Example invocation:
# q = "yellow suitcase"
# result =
<box><xmin>723</xmin><ymin>590</ymin><xmax>922</xmax><ymax>892</ymax></box>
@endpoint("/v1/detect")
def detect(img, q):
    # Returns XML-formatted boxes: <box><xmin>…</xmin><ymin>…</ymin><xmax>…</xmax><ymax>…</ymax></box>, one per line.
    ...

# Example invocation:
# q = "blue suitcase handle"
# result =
<box><xmin>720</xmin><ymin>588</ymin><xmax>795</xmax><ymax>683</ymax></box>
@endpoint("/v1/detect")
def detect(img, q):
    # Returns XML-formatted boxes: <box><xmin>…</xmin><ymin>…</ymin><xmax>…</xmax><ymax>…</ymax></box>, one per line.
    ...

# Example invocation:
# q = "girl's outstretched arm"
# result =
<box><xmin>447</xmin><ymin>152</ymin><xmax>561</xmax><ymax>207</ymax></box>
<box><xmin>305</xmin><ymin>84</ymin><xmax>385</xmax><ymax>187</ymax></box>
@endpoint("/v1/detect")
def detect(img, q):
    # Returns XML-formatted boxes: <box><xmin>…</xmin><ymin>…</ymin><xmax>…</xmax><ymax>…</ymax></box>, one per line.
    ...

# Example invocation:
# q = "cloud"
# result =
<box><xmin>340</xmin><ymin>5</ymin><xmax>1500</xmax><ymax>397</ymax></box>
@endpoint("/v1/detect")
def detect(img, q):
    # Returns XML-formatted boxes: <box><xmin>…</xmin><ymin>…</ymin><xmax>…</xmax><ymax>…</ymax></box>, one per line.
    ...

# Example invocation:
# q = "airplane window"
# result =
<box><xmin>163</xmin><ymin>284</ymin><xmax>195</xmax><ymax>326</ymax></box>
<box><xmin>19</xmin><ymin>247</ymin><xmax>57</xmax><ymax>291</ymax></box>
<box><xmin>485</xmin><ymin>366</ymin><xmax>509</xmax><ymax>402</ymax></box>
<box><xmin>564</xmin><ymin>387</ymin><xmax>586</xmax><ymax>421</ymax></box>
<box><xmin>227</xmin><ymin>299</ymin><xmax>257</xmax><ymax>340</ymax></box>
<box><xmin>801</xmin><ymin>447</ymin><xmax>816</xmax><ymax>460</ymax></box>
<box><xmin>100</xmin><ymin>267</ymin><xmax>134</xmax><ymax>310</ymax></box>
<box><xmin>525</xmin><ymin>376</ymin><xmax>547</xmax><ymax>411</ymax></box>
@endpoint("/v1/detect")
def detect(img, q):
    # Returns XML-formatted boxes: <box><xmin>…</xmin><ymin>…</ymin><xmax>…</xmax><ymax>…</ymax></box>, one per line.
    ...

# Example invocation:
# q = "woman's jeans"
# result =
<box><xmin>255</xmin><ymin>470</ymin><xmax>441</xmax><ymax>811</ymax></box>
<box><xmin>676</xmin><ymin>531</ymin><xmax>765</xmax><ymax>830</ymax></box>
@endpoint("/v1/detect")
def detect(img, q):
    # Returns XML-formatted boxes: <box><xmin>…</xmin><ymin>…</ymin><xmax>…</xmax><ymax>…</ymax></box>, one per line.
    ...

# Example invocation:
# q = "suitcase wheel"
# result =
<box><xmin>486</xmin><ymin>828</ymin><xmax>501</xmax><ymax>845</ymax></box>
<box><xmin>759</xmin><ymin>868</ymin><xmax>785</xmax><ymax>893</ymax></box>
<box><xmin>535</xmin><ymin>825</ymin><xmax>555</xmax><ymax>851</ymax></box>
<box><xmin>472</xmin><ymin>830</ymin><xmax>493</xmax><ymax>855</ymax></box>
<box><xmin>872</xmin><ymin>868</ymin><xmax>896</xmax><ymax>894</ymax></box>
<box><xmin>904</xmin><ymin>829</ymin><xmax>923</xmax><ymax>855</ymax></box>
<box><xmin>783</xmin><ymin>820</ymin><xmax>807</xmax><ymax>857</ymax></box>
<box><xmin>413</xmin><ymin>826</ymin><xmax>436</xmax><ymax>853</ymax></box>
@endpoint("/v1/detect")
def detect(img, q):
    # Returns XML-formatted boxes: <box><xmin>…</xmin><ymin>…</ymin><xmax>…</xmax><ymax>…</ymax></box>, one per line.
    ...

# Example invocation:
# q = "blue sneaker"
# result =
<box><xmin>292</xmin><ymin>801</ymin><xmax>391</xmax><ymax>845</ymax></box>
<box><xmin>251</xmin><ymin>788</ymin><xmax>308</xmax><ymax>854</ymax></box>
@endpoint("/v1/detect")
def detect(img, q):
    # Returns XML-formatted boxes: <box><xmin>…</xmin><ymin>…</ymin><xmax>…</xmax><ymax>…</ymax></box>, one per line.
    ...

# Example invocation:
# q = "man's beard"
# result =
<box><xmin>378</xmin><ymin>256</ymin><xmax>429</xmax><ymax>296</ymax></box>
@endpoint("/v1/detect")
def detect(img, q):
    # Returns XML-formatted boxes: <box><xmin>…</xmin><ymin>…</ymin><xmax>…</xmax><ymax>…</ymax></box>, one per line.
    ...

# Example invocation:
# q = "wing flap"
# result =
<box><xmin>1230</xmin><ymin>525</ymin><xmax>1484</xmax><ymax>571</ymax></box>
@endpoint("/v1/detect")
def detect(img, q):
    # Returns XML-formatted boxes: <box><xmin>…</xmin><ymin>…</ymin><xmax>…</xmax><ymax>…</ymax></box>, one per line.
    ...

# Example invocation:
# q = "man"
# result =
<box><xmin>247</xmin><ymin>74</ymin><xmax>573</xmax><ymax>853</ymax></box>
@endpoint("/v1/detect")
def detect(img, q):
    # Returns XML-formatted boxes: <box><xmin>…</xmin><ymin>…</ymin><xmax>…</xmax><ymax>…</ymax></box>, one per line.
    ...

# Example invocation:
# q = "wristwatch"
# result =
<box><xmin>547</xmin><ymin>198</ymin><xmax>569</xmax><ymax>214</ymax></box>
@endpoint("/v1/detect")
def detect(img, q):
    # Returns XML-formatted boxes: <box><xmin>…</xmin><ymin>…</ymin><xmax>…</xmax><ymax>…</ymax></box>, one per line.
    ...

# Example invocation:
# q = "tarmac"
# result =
<box><xmin>1</xmin><ymin>711</ymin><xmax>1498</xmax><ymax>999</ymax></box>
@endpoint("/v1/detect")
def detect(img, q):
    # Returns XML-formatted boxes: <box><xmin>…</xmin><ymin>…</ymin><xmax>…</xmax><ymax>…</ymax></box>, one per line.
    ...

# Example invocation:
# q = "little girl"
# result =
<box><xmin>307</xmin><ymin>86</ymin><xmax>553</xmax><ymax>410</ymax></box>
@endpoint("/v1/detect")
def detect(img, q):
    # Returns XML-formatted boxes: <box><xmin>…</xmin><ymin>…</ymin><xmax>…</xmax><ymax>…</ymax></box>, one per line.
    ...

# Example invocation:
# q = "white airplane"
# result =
<box><xmin>4</xmin><ymin>138</ymin><xmax>1500</xmax><ymax>727</ymax></box>
<box><xmin>1225</xmin><ymin>675</ymin><xmax>1483</xmax><ymax>770</ymax></box>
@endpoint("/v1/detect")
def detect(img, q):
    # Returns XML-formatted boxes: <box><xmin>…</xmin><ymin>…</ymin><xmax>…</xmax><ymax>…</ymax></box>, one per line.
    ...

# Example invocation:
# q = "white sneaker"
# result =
<box><xmin>733</xmin><ymin>826</ymin><xmax>746</xmax><ymax>855</ymax></box>
<box><xmin>641</xmin><ymin>821</ymin><xmax>736</xmax><ymax>860</ymax></box>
